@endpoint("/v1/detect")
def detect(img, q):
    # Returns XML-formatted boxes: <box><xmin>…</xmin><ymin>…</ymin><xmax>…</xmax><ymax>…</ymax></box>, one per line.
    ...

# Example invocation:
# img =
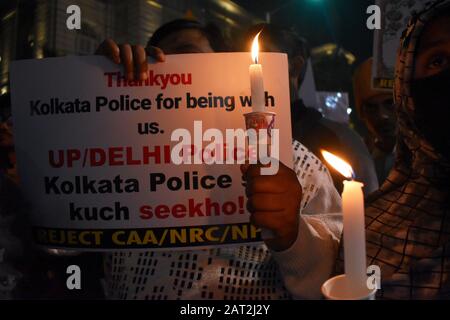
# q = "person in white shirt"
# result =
<box><xmin>97</xmin><ymin>19</ymin><xmax>343</xmax><ymax>300</ymax></box>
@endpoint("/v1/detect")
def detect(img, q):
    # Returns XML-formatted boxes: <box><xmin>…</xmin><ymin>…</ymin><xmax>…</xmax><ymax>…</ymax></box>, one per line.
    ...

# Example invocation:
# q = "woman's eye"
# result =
<box><xmin>427</xmin><ymin>55</ymin><xmax>449</xmax><ymax>69</ymax></box>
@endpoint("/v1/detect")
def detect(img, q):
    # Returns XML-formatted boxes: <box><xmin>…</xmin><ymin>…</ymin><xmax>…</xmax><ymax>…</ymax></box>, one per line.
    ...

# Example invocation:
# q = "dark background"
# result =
<box><xmin>234</xmin><ymin>0</ymin><xmax>374</xmax><ymax>63</ymax></box>
<box><xmin>1</xmin><ymin>0</ymin><xmax>376</xmax><ymax>120</ymax></box>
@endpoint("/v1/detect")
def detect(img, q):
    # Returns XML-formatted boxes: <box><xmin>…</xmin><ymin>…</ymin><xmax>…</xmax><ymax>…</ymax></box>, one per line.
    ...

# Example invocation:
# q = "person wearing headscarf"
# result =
<box><xmin>353</xmin><ymin>58</ymin><xmax>396</xmax><ymax>185</ymax></box>
<box><xmin>269</xmin><ymin>0</ymin><xmax>450</xmax><ymax>299</ymax></box>
<box><xmin>356</xmin><ymin>0</ymin><xmax>450</xmax><ymax>299</ymax></box>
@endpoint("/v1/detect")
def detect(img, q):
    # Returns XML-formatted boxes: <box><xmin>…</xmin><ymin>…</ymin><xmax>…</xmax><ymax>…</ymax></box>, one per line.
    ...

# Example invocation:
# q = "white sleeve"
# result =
<box><xmin>271</xmin><ymin>141</ymin><xmax>343</xmax><ymax>299</ymax></box>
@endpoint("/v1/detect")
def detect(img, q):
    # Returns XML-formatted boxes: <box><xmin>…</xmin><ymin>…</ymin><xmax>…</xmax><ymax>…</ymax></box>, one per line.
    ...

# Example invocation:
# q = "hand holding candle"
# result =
<box><xmin>241</xmin><ymin>161</ymin><xmax>302</xmax><ymax>252</ymax></box>
<box><xmin>245</xmin><ymin>31</ymin><xmax>277</xmax><ymax>241</ymax></box>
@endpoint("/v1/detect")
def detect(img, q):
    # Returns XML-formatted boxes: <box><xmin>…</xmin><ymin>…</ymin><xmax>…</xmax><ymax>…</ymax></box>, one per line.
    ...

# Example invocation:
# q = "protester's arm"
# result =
<box><xmin>95</xmin><ymin>39</ymin><xmax>165</xmax><ymax>81</ymax></box>
<box><xmin>242</xmin><ymin>142</ymin><xmax>343</xmax><ymax>299</ymax></box>
<box><xmin>271</xmin><ymin>171</ymin><xmax>343</xmax><ymax>300</ymax></box>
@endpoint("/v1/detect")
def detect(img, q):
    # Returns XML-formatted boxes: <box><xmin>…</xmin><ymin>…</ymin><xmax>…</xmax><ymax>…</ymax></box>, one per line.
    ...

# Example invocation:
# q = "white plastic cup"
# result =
<box><xmin>244</xmin><ymin>111</ymin><xmax>276</xmax><ymax>134</ymax></box>
<box><xmin>321</xmin><ymin>274</ymin><xmax>377</xmax><ymax>300</ymax></box>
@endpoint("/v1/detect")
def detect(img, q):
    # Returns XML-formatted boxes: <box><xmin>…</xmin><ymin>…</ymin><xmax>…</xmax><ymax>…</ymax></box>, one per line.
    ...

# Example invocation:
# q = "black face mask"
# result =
<box><xmin>410</xmin><ymin>68</ymin><xmax>450</xmax><ymax>160</ymax></box>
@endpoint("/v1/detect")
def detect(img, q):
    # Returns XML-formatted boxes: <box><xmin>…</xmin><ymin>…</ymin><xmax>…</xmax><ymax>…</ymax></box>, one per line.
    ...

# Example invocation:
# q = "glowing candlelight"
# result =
<box><xmin>245</xmin><ymin>30</ymin><xmax>275</xmax><ymax>240</ymax></box>
<box><xmin>322</xmin><ymin>150</ymin><xmax>367</xmax><ymax>293</ymax></box>
<box><xmin>249</xmin><ymin>31</ymin><xmax>265</xmax><ymax>112</ymax></box>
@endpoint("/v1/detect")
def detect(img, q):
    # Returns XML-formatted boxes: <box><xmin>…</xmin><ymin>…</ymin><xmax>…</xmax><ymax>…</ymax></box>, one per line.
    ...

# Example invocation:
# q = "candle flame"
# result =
<box><xmin>321</xmin><ymin>150</ymin><xmax>354</xmax><ymax>179</ymax></box>
<box><xmin>251</xmin><ymin>31</ymin><xmax>262</xmax><ymax>64</ymax></box>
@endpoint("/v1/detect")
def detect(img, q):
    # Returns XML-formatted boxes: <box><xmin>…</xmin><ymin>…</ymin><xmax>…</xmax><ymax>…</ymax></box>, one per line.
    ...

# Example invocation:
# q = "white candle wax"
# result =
<box><xmin>247</xmin><ymin>32</ymin><xmax>274</xmax><ymax>240</ymax></box>
<box><xmin>249</xmin><ymin>63</ymin><xmax>265</xmax><ymax>113</ymax></box>
<box><xmin>342</xmin><ymin>180</ymin><xmax>367</xmax><ymax>292</ymax></box>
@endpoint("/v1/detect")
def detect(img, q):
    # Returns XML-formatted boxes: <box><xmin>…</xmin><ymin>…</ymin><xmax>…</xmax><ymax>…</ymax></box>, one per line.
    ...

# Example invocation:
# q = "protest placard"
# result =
<box><xmin>9</xmin><ymin>53</ymin><xmax>292</xmax><ymax>251</ymax></box>
<box><xmin>373</xmin><ymin>0</ymin><xmax>429</xmax><ymax>89</ymax></box>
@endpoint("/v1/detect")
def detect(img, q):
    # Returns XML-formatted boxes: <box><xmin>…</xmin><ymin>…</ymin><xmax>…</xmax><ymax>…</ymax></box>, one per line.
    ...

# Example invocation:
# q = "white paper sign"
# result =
<box><xmin>9</xmin><ymin>53</ymin><xmax>292</xmax><ymax>251</ymax></box>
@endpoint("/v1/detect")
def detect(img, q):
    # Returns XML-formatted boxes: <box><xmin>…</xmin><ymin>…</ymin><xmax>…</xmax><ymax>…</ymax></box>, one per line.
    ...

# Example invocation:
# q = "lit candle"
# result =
<box><xmin>322</xmin><ymin>150</ymin><xmax>367</xmax><ymax>292</ymax></box>
<box><xmin>245</xmin><ymin>31</ymin><xmax>275</xmax><ymax>240</ymax></box>
<box><xmin>249</xmin><ymin>31</ymin><xmax>265</xmax><ymax>112</ymax></box>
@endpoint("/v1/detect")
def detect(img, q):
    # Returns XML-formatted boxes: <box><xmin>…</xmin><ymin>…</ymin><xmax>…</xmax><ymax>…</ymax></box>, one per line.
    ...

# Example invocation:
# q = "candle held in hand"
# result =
<box><xmin>245</xmin><ymin>31</ymin><xmax>275</xmax><ymax>241</ymax></box>
<box><xmin>249</xmin><ymin>31</ymin><xmax>265</xmax><ymax>113</ymax></box>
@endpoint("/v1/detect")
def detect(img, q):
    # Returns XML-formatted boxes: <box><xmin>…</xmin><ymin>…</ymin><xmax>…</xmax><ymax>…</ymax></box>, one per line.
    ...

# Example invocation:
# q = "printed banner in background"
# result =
<box><xmin>9</xmin><ymin>53</ymin><xmax>292</xmax><ymax>251</ymax></box>
<box><xmin>373</xmin><ymin>0</ymin><xmax>428</xmax><ymax>89</ymax></box>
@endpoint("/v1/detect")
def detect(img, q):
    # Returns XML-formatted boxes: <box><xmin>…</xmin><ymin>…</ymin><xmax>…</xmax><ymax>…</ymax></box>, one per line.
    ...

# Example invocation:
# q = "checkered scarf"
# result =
<box><xmin>337</xmin><ymin>0</ymin><xmax>450</xmax><ymax>299</ymax></box>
